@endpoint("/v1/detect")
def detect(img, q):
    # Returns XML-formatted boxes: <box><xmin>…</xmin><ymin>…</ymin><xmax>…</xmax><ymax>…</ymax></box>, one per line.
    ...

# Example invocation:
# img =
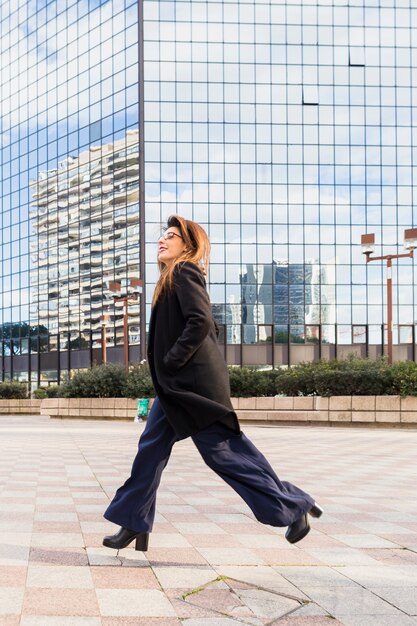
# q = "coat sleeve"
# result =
<box><xmin>163</xmin><ymin>262</ymin><xmax>213</xmax><ymax>373</ymax></box>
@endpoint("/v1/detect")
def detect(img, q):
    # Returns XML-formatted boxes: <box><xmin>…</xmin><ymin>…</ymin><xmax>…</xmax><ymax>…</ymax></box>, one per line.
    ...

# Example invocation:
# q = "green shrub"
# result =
<box><xmin>275</xmin><ymin>355</ymin><xmax>395</xmax><ymax>397</ymax></box>
<box><xmin>227</xmin><ymin>357</ymin><xmax>415</xmax><ymax>397</ymax></box>
<box><xmin>126</xmin><ymin>363</ymin><xmax>155</xmax><ymax>398</ymax></box>
<box><xmin>314</xmin><ymin>368</ymin><xmax>394</xmax><ymax>397</ymax></box>
<box><xmin>0</xmin><ymin>381</ymin><xmax>28</xmax><ymax>399</ymax></box>
<box><xmin>45</xmin><ymin>385</ymin><xmax>62</xmax><ymax>398</ymax></box>
<box><xmin>58</xmin><ymin>362</ymin><xmax>154</xmax><ymax>398</ymax></box>
<box><xmin>228</xmin><ymin>366</ymin><xmax>281</xmax><ymax>397</ymax></box>
<box><xmin>60</xmin><ymin>363</ymin><xmax>129</xmax><ymax>398</ymax></box>
<box><xmin>275</xmin><ymin>363</ymin><xmax>319</xmax><ymax>396</ymax></box>
<box><xmin>33</xmin><ymin>386</ymin><xmax>61</xmax><ymax>399</ymax></box>
<box><xmin>390</xmin><ymin>360</ymin><xmax>417</xmax><ymax>396</ymax></box>
<box><xmin>33</xmin><ymin>387</ymin><xmax>48</xmax><ymax>399</ymax></box>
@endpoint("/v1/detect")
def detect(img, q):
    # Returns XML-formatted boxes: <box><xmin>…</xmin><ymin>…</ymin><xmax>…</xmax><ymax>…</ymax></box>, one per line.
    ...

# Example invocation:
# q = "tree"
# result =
<box><xmin>1</xmin><ymin>323</ymin><xmax>49</xmax><ymax>355</ymax></box>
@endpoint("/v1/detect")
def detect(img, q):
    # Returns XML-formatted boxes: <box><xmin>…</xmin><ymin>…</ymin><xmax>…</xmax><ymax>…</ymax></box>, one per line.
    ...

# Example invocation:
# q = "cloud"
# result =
<box><xmin>0</xmin><ymin>1</ymin><xmax>132</xmax><ymax>134</ymax></box>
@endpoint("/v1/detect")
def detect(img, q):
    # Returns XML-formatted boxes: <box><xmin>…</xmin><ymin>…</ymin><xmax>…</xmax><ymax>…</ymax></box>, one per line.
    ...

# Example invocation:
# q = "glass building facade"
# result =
<box><xmin>1</xmin><ymin>0</ymin><xmax>417</xmax><ymax>385</ymax></box>
<box><xmin>0</xmin><ymin>0</ymin><xmax>141</xmax><ymax>385</ymax></box>
<box><xmin>143</xmin><ymin>0</ymin><xmax>417</xmax><ymax>367</ymax></box>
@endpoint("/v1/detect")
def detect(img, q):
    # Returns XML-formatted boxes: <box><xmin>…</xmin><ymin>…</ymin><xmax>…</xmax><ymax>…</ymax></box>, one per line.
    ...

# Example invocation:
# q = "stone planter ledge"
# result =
<box><xmin>1</xmin><ymin>396</ymin><xmax>417</xmax><ymax>424</ymax></box>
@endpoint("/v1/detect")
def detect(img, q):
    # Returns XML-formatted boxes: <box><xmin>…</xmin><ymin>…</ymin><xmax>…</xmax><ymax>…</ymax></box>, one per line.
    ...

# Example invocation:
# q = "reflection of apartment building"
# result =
<box><xmin>238</xmin><ymin>261</ymin><xmax>335</xmax><ymax>344</ymax></box>
<box><xmin>241</xmin><ymin>264</ymin><xmax>273</xmax><ymax>344</ymax></box>
<box><xmin>29</xmin><ymin>130</ymin><xmax>140</xmax><ymax>349</ymax></box>
<box><xmin>274</xmin><ymin>261</ymin><xmax>321</xmax><ymax>326</ymax></box>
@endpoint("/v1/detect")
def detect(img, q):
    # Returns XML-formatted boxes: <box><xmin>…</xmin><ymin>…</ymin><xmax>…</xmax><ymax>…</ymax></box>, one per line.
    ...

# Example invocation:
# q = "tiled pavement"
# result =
<box><xmin>1</xmin><ymin>415</ymin><xmax>417</xmax><ymax>625</ymax></box>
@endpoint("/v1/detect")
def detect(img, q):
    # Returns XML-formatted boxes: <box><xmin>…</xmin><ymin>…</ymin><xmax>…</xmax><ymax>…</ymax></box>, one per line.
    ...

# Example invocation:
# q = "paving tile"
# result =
<box><xmin>335</xmin><ymin>617</ymin><xmax>417</xmax><ymax>626</ymax></box>
<box><xmin>35</xmin><ymin>497</ymin><xmax>73</xmax><ymax>505</ymax></box>
<box><xmin>236</xmin><ymin>533</ymin><xmax>288</xmax><ymax>548</ymax></box>
<box><xmin>30</xmin><ymin>532</ymin><xmax>85</xmax><ymax>548</ymax></box>
<box><xmin>196</xmin><ymin>547</ymin><xmax>265</xmax><ymax>566</ymax></box>
<box><xmin>369</xmin><ymin>586</ymin><xmax>417</xmax><ymax>614</ymax></box>
<box><xmin>153</xmin><ymin>566</ymin><xmax>216</xmax><ymax>589</ymax></box>
<box><xmin>230</xmin><ymin>586</ymin><xmax>302</xmax><ymax>620</ymax></box>
<box><xmin>0</xmin><ymin>617</ymin><xmax>20</xmax><ymax>626</ymax></box>
<box><xmin>0</xmin><ymin>565</ymin><xmax>27</xmax><ymax>586</ymax></box>
<box><xmin>91</xmin><ymin>566</ymin><xmax>160</xmax><ymax>588</ymax></box>
<box><xmin>287</xmin><ymin>602</ymin><xmax>333</xmax><ymax>616</ymax></box>
<box><xmin>182</xmin><ymin>617</ymin><xmax>245</xmax><ymax>626</ymax></box>
<box><xmin>302</xmin><ymin>586</ymin><xmax>404</xmax><ymax>615</ymax></box>
<box><xmin>352</xmin><ymin>522</ymin><xmax>414</xmax><ymax>534</ymax></box>
<box><xmin>363</xmin><ymin>548</ymin><xmax>417</xmax><ymax>566</ymax></box>
<box><xmin>87</xmin><ymin>546</ymin><xmax>148</xmax><ymax>567</ymax></box>
<box><xmin>20</xmin><ymin>618</ymin><xmax>101</xmax><ymax>626</ymax></box>
<box><xmin>75</xmin><ymin>505</ymin><xmax>106</xmax><ymax>513</ymax></box>
<box><xmin>335</xmin><ymin>564</ymin><xmax>417</xmax><ymax>587</ymax></box>
<box><xmin>26</xmin><ymin>565</ymin><xmax>93</xmax><ymax>588</ymax></box>
<box><xmin>184</xmin><ymin>534</ymin><xmax>242</xmax><ymax>548</ymax></box>
<box><xmin>296</xmin><ymin>534</ymin><xmax>346</xmax><ymax>548</ymax></box>
<box><xmin>149</xmin><ymin>533</ymin><xmax>192</xmax><ymax>548</ymax></box>
<box><xmin>380</xmin><ymin>534</ymin><xmax>417</xmax><ymax>549</ymax></box>
<box><xmin>147</xmin><ymin>547</ymin><xmax>210</xmax><ymax>566</ymax></box>
<box><xmin>96</xmin><ymin>588</ymin><xmax>177</xmax><ymax>616</ymax></box>
<box><xmin>305</xmin><ymin>548</ymin><xmax>382</xmax><ymax>566</ymax></box>
<box><xmin>0</xmin><ymin>520</ymin><xmax>33</xmax><ymax>532</ymax></box>
<box><xmin>270</xmin><ymin>618</ymin><xmax>345</xmax><ymax>626</ymax></box>
<box><xmin>0</xmin><ymin>588</ymin><xmax>24</xmax><ymax>615</ymax></box>
<box><xmin>332</xmin><ymin>534</ymin><xmax>400</xmax><ymax>549</ymax></box>
<box><xmin>166</xmin><ymin>588</ymin><xmax>241</xmax><ymax>620</ymax></box>
<box><xmin>171</xmin><ymin>522</ymin><xmax>227</xmax><ymax>535</ymax></box>
<box><xmin>205</xmin><ymin>514</ymin><xmax>258</xmax><ymax>525</ymax></box>
<box><xmin>215</xmin><ymin>566</ymin><xmax>306</xmax><ymax>599</ymax></box>
<box><xmin>254</xmin><ymin>547</ymin><xmax>327</xmax><ymax>566</ymax></box>
<box><xmin>29</xmin><ymin>547</ymin><xmax>89</xmax><ymax>566</ymax></box>
<box><xmin>22</xmin><ymin>589</ymin><xmax>100</xmax><ymax>616</ymax></box>
<box><xmin>274</xmin><ymin>565</ymin><xmax>359</xmax><ymax>588</ymax></box>
<box><xmin>34</xmin><ymin>512</ymin><xmax>78</xmax><ymax>522</ymax></box>
<box><xmin>101</xmin><ymin>617</ymin><xmax>183</xmax><ymax>626</ymax></box>
<box><xmin>0</xmin><ymin>504</ymin><xmax>35</xmax><ymax>513</ymax></box>
<box><xmin>0</xmin><ymin>544</ymin><xmax>30</xmax><ymax>566</ymax></box>
<box><xmin>80</xmin><ymin>522</ymin><xmax>116</xmax><ymax>533</ymax></box>
<box><xmin>32</xmin><ymin>522</ymin><xmax>82</xmax><ymax>533</ymax></box>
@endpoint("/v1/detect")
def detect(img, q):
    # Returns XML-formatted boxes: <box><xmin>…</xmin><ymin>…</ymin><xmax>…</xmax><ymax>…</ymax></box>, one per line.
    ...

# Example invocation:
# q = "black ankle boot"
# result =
<box><xmin>309</xmin><ymin>502</ymin><xmax>324</xmax><ymax>518</ymax></box>
<box><xmin>103</xmin><ymin>527</ymin><xmax>149</xmax><ymax>551</ymax></box>
<box><xmin>285</xmin><ymin>514</ymin><xmax>310</xmax><ymax>544</ymax></box>
<box><xmin>286</xmin><ymin>502</ymin><xmax>324</xmax><ymax>544</ymax></box>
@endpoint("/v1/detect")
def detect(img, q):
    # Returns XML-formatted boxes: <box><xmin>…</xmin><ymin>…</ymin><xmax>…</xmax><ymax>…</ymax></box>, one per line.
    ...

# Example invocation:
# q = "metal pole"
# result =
<box><xmin>123</xmin><ymin>298</ymin><xmax>129</xmax><ymax>369</ymax></box>
<box><xmin>101</xmin><ymin>324</ymin><xmax>107</xmax><ymax>364</ymax></box>
<box><xmin>57</xmin><ymin>333</ymin><xmax>61</xmax><ymax>384</ymax></box>
<box><xmin>387</xmin><ymin>258</ymin><xmax>393</xmax><ymax>365</ymax></box>
<box><xmin>138</xmin><ymin>0</ymin><xmax>146</xmax><ymax>361</ymax></box>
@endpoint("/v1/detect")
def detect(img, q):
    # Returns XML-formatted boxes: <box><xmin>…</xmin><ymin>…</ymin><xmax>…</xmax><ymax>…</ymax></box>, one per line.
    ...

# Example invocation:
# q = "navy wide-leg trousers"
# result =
<box><xmin>104</xmin><ymin>397</ymin><xmax>314</xmax><ymax>533</ymax></box>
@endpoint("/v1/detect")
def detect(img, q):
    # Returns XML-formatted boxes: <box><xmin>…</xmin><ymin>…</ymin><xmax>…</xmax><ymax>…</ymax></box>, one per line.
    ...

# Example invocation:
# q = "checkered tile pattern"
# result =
<box><xmin>1</xmin><ymin>414</ymin><xmax>417</xmax><ymax>625</ymax></box>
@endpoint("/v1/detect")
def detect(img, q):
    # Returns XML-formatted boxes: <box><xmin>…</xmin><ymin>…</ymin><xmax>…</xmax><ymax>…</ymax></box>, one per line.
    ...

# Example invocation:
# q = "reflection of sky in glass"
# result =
<box><xmin>1</xmin><ymin>0</ymin><xmax>138</xmax><ymax>330</ymax></box>
<box><xmin>144</xmin><ymin>1</ymin><xmax>417</xmax><ymax>342</ymax></box>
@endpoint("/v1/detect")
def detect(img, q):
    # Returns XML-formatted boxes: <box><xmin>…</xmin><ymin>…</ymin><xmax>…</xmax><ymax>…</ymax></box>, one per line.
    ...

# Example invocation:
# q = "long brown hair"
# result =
<box><xmin>152</xmin><ymin>215</ymin><xmax>210</xmax><ymax>306</ymax></box>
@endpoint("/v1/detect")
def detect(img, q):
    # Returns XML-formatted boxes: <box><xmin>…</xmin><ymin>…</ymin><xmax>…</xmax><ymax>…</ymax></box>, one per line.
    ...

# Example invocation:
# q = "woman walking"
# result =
<box><xmin>103</xmin><ymin>215</ymin><xmax>322</xmax><ymax>552</ymax></box>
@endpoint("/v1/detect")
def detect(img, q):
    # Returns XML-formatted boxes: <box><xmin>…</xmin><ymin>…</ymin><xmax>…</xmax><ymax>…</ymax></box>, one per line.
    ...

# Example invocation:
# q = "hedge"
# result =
<box><xmin>24</xmin><ymin>356</ymin><xmax>417</xmax><ymax>400</ymax></box>
<box><xmin>274</xmin><ymin>356</ymin><xmax>397</xmax><ymax>397</ymax></box>
<box><xmin>55</xmin><ymin>362</ymin><xmax>155</xmax><ymax>398</ymax></box>
<box><xmin>0</xmin><ymin>381</ymin><xmax>28</xmax><ymax>399</ymax></box>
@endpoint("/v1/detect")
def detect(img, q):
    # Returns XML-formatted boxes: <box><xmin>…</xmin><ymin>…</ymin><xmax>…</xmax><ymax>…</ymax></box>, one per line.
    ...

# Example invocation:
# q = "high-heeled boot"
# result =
<box><xmin>103</xmin><ymin>527</ymin><xmax>149</xmax><ymax>551</ymax></box>
<box><xmin>285</xmin><ymin>502</ymin><xmax>324</xmax><ymax>544</ymax></box>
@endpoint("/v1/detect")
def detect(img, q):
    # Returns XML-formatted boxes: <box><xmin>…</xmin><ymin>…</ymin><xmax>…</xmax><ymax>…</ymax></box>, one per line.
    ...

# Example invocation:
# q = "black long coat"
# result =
<box><xmin>147</xmin><ymin>261</ymin><xmax>240</xmax><ymax>439</ymax></box>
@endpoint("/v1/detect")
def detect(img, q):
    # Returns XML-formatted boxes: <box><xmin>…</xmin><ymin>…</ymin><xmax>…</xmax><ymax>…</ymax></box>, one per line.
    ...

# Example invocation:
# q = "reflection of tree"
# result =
<box><xmin>274</xmin><ymin>330</ymin><xmax>304</xmax><ymax>344</ymax></box>
<box><xmin>1</xmin><ymin>323</ymin><xmax>49</xmax><ymax>355</ymax></box>
<box><xmin>68</xmin><ymin>336</ymin><xmax>89</xmax><ymax>350</ymax></box>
